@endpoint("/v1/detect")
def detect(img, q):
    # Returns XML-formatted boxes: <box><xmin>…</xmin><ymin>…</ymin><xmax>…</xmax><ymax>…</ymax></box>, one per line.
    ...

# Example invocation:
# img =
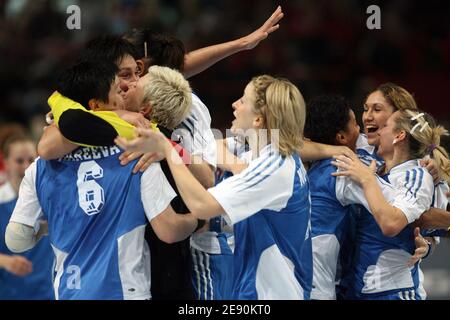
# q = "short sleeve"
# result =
<box><xmin>140</xmin><ymin>163</ymin><xmax>177</xmax><ymax>221</ymax></box>
<box><xmin>9</xmin><ymin>162</ymin><xmax>43</xmax><ymax>232</ymax></box>
<box><xmin>208</xmin><ymin>155</ymin><xmax>294</xmax><ymax>226</ymax></box>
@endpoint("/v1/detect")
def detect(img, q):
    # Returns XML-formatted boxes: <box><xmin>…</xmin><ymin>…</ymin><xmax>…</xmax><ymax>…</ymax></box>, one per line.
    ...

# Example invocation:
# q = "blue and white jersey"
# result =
<box><xmin>208</xmin><ymin>144</ymin><xmax>313</xmax><ymax>300</ymax></box>
<box><xmin>173</xmin><ymin>93</ymin><xmax>217</xmax><ymax>167</ymax></box>
<box><xmin>0</xmin><ymin>182</ymin><xmax>54</xmax><ymax>300</ymax></box>
<box><xmin>191</xmin><ymin>137</ymin><xmax>249</xmax><ymax>255</ymax></box>
<box><xmin>336</xmin><ymin>159</ymin><xmax>434</xmax><ymax>298</ymax></box>
<box><xmin>356</xmin><ymin>134</ymin><xmax>384</xmax><ymax>167</ymax></box>
<box><xmin>10</xmin><ymin>146</ymin><xmax>175</xmax><ymax>300</ymax></box>
<box><xmin>308</xmin><ymin>159</ymin><xmax>354</xmax><ymax>300</ymax></box>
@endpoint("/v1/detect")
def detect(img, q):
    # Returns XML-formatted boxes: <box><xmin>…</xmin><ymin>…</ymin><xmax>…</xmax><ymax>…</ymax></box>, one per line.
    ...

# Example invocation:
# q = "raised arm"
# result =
<box><xmin>183</xmin><ymin>6</ymin><xmax>284</xmax><ymax>78</ymax></box>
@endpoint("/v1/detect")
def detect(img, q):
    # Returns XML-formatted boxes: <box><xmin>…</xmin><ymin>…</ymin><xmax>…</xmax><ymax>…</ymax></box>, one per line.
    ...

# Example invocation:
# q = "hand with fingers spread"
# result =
<box><xmin>119</xmin><ymin>150</ymin><xmax>164</xmax><ymax>174</ymax></box>
<box><xmin>240</xmin><ymin>6</ymin><xmax>284</xmax><ymax>50</ymax></box>
<box><xmin>331</xmin><ymin>150</ymin><xmax>377</xmax><ymax>186</ymax></box>
<box><xmin>407</xmin><ymin>228</ymin><xmax>431</xmax><ymax>267</ymax></box>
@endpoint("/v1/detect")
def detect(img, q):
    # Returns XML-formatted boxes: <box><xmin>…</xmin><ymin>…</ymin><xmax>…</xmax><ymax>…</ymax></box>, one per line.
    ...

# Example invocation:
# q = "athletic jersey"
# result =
<box><xmin>10</xmin><ymin>146</ymin><xmax>175</xmax><ymax>300</ymax></box>
<box><xmin>308</xmin><ymin>159</ymin><xmax>354</xmax><ymax>300</ymax></box>
<box><xmin>336</xmin><ymin>160</ymin><xmax>434</xmax><ymax>298</ymax></box>
<box><xmin>173</xmin><ymin>93</ymin><xmax>217</xmax><ymax>167</ymax></box>
<box><xmin>0</xmin><ymin>182</ymin><xmax>54</xmax><ymax>300</ymax></box>
<box><xmin>356</xmin><ymin>134</ymin><xmax>384</xmax><ymax>167</ymax></box>
<box><xmin>208</xmin><ymin>144</ymin><xmax>313</xmax><ymax>300</ymax></box>
<box><xmin>191</xmin><ymin>137</ymin><xmax>247</xmax><ymax>255</ymax></box>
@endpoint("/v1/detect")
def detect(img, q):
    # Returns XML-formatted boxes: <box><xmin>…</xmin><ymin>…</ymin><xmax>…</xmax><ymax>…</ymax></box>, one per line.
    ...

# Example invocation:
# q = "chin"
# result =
<box><xmin>366</xmin><ymin>136</ymin><xmax>380</xmax><ymax>147</ymax></box>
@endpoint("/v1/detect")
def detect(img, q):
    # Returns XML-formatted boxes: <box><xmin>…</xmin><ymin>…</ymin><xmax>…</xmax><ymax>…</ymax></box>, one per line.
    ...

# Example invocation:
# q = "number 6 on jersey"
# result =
<box><xmin>77</xmin><ymin>161</ymin><xmax>105</xmax><ymax>215</ymax></box>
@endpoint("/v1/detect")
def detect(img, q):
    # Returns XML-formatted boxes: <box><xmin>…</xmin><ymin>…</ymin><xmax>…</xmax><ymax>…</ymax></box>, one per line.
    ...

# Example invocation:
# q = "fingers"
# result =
<box><xmin>414</xmin><ymin>227</ymin><xmax>421</xmax><ymax>238</ymax></box>
<box><xmin>120</xmin><ymin>151</ymin><xmax>144</xmax><ymax>166</ymax></box>
<box><xmin>133</xmin><ymin>152</ymin><xmax>158</xmax><ymax>174</ymax></box>
<box><xmin>9</xmin><ymin>256</ymin><xmax>33</xmax><ymax>276</ymax></box>
<box><xmin>135</xmin><ymin>128</ymin><xmax>154</xmax><ymax>138</ymax></box>
<box><xmin>263</xmin><ymin>6</ymin><xmax>284</xmax><ymax>30</ymax></box>
<box><xmin>369</xmin><ymin>160</ymin><xmax>377</xmax><ymax>173</ymax></box>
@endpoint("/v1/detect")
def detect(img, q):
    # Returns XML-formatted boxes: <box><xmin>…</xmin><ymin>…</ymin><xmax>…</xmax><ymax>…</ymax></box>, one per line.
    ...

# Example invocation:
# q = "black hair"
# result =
<box><xmin>123</xmin><ymin>29</ymin><xmax>185</xmax><ymax>71</ymax></box>
<box><xmin>304</xmin><ymin>95</ymin><xmax>352</xmax><ymax>145</ymax></box>
<box><xmin>78</xmin><ymin>35</ymin><xmax>139</xmax><ymax>66</ymax></box>
<box><xmin>56</xmin><ymin>60</ymin><xmax>118</xmax><ymax>109</ymax></box>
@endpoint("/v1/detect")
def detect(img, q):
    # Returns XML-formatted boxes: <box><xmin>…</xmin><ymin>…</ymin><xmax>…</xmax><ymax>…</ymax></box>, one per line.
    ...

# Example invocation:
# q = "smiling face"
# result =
<box><xmin>362</xmin><ymin>90</ymin><xmax>396</xmax><ymax>147</ymax></box>
<box><xmin>230</xmin><ymin>82</ymin><xmax>261</xmax><ymax>135</ymax></box>
<box><xmin>376</xmin><ymin>111</ymin><xmax>400</xmax><ymax>159</ymax></box>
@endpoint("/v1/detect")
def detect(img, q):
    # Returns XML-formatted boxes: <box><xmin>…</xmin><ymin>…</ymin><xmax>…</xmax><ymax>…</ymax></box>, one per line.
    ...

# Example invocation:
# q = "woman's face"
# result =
<box><xmin>376</xmin><ymin>111</ymin><xmax>399</xmax><ymax>159</ymax></box>
<box><xmin>363</xmin><ymin>90</ymin><xmax>395</xmax><ymax>147</ymax></box>
<box><xmin>230</xmin><ymin>82</ymin><xmax>260</xmax><ymax>135</ymax></box>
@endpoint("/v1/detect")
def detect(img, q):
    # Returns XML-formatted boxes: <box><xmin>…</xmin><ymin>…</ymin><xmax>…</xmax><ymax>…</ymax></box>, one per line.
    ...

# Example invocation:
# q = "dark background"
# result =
<box><xmin>0</xmin><ymin>0</ymin><xmax>449</xmax><ymax>299</ymax></box>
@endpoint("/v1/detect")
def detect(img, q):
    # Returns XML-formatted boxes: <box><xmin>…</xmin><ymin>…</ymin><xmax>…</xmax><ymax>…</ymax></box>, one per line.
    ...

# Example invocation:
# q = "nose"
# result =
<box><xmin>119</xmin><ymin>81</ymin><xmax>129</xmax><ymax>93</ymax></box>
<box><xmin>232</xmin><ymin>100</ymin><xmax>238</xmax><ymax>110</ymax></box>
<box><xmin>363</xmin><ymin>109</ymin><xmax>373</xmax><ymax>122</ymax></box>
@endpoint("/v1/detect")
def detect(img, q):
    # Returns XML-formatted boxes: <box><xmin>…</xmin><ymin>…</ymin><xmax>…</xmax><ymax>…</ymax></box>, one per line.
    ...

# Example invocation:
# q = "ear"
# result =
<box><xmin>253</xmin><ymin>116</ymin><xmax>265</xmax><ymax>129</ymax></box>
<box><xmin>88</xmin><ymin>99</ymin><xmax>101</xmax><ymax>111</ymax></box>
<box><xmin>140</xmin><ymin>102</ymin><xmax>152</xmax><ymax>118</ymax></box>
<box><xmin>335</xmin><ymin>131</ymin><xmax>347</xmax><ymax>146</ymax></box>
<box><xmin>136</xmin><ymin>59</ymin><xmax>147</xmax><ymax>76</ymax></box>
<box><xmin>396</xmin><ymin>130</ymin><xmax>407</xmax><ymax>143</ymax></box>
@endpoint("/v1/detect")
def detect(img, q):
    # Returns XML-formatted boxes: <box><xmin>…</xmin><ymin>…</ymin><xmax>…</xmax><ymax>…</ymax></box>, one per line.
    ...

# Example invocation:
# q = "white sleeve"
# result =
<box><xmin>335</xmin><ymin>175</ymin><xmax>398</xmax><ymax>212</ymax></box>
<box><xmin>391</xmin><ymin>169</ymin><xmax>434</xmax><ymax>223</ymax></box>
<box><xmin>140</xmin><ymin>163</ymin><xmax>177</xmax><ymax>221</ymax></box>
<box><xmin>9</xmin><ymin>162</ymin><xmax>43</xmax><ymax>232</ymax></box>
<box><xmin>175</xmin><ymin>94</ymin><xmax>217</xmax><ymax>167</ymax></box>
<box><xmin>208</xmin><ymin>155</ymin><xmax>295</xmax><ymax>226</ymax></box>
<box><xmin>433</xmin><ymin>181</ymin><xmax>449</xmax><ymax>210</ymax></box>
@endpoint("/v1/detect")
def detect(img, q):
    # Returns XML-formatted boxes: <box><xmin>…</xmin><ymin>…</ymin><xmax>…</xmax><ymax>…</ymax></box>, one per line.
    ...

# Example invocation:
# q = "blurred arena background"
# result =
<box><xmin>0</xmin><ymin>0</ymin><xmax>449</xmax><ymax>299</ymax></box>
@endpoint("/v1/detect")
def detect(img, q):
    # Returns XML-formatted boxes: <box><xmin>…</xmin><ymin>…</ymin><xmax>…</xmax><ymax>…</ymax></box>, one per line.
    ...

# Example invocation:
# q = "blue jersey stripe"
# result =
<box><xmin>413</xmin><ymin>169</ymin><xmax>424</xmax><ymax>198</ymax></box>
<box><xmin>239</xmin><ymin>151</ymin><xmax>276</xmax><ymax>181</ymax></box>
<box><xmin>239</xmin><ymin>156</ymin><xmax>286</xmax><ymax>192</ymax></box>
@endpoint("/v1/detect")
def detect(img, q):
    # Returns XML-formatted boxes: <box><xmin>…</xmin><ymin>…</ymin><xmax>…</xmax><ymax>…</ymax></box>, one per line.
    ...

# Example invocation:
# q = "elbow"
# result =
<box><xmin>380</xmin><ymin>221</ymin><xmax>403</xmax><ymax>237</ymax></box>
<box><xmin>5</xmin><ymin>223</ymin><xmax>34</xmax><ymax>253</ymax></box>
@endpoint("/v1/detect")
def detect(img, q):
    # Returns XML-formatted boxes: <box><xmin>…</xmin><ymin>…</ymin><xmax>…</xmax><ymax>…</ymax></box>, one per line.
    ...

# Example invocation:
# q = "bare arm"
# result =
<box><xmin>413</xmin><ymin>207</ymin><xmax>450</xmax><ymax>230</ymax></box>
<box><xmin>332</xmin><ymin>152</ymin><xmax>408</xmax><ymax>237</ymax></box>
<box><xmin>216</xmin><ymin>139</ymin><xmax>248</xmax><ymax>175</ymax></box>
<box><xmin>188</xmin><ymin>156</ymin><xmax>215</xmax><ymax>188</ymax></box>
<box><xmin>116</xmin><ymin>130</ymin><xmax>224</xmax><ymax>219</ymax></box>
<box><xmin>38</xmin><ymin>125</ymin><xmax>78</xmax><ymax>160</ymax></box>
<box><xmin>301</xmin><ymin>140</ymin><xmax>353</xmax><ymax>162</ymax></box>
<box><xmin>183</xmin><ymin>6</ymin><xmax>284</xmax><ymax>78</ymax></box>
<box><xmin>150</xmin><ymin>205</ymin><xmax>198</xmax><ymax>244</ymax></box>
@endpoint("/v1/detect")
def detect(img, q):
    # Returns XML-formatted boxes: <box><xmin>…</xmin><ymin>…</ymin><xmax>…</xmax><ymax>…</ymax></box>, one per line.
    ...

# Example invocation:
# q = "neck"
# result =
<box><xmin>383</xmin><ymin>149</ymin><xmax>411</xmax><ymax>173</ymax></box>
<box><xmin>247</xmin><ymin>131</ymin><xmax>269</xmax><ymax>159</ymax></box>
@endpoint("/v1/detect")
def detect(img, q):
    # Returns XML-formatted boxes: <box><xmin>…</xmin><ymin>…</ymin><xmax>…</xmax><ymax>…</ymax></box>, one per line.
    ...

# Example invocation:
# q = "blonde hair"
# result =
<box><xmin>376</xmin><ymin>83</ymin><xmax>418</xmax><ymax>111</ymax></box>
<box><xmin>143</xmin><ymin>65</ymin><xmax>192</xmax><ymax>130</ymax></box>
<box><xmin>395</xmin><ymin>109</ymin><xmax>450</xmax><ymax>182</ymax></box>
<box><xmin>251</xmin><ymin>75</ymin><xmax>306</xmax><ymax>157</ymax></box>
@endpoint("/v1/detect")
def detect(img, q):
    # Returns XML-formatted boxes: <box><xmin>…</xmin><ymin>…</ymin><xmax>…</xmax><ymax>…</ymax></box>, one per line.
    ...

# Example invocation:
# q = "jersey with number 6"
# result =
<box><xmin>10</xmin><ymin>146</ymin><xmax>175</xmax><ymax>300</ymax></box>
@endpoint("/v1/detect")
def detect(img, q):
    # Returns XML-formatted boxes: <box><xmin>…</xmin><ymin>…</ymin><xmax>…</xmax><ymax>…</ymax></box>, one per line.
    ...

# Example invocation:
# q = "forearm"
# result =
<box><xmin>183</xmin><ymin>39</ymin><xmax>244</xmax><ymax>78</ymax></box>
<box><xmin>163</xmin><ymin>141</ymin><xmax>222</xmax><ymax>219</ymax></box>
<box><xmin>38</xmin><ymin>125</ymin><xmax>78</xmax><ymax>160</ymax></box>
<box><xmin>414</xmin><ymin>208</ymin><xmax>450</xmax><ymax>229</ymax></box>
<box><xmin>301</xmin><ymin>140</ymin><xmax>346</xmax><ymax>162</ymax></box>
<box><xmin>188</xmin><ymin>158</ymin><xmax>215</xmax><ymax>188</ymax></box>
<box><xmin>216</xmin><ymin>139</ymin><xmax>248</xmax><ymax>175</ymax></box>
<box><xmin>362</xmin><ymin>177</ymin><xmax>408</xmax><ymax>236</ymax></box>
